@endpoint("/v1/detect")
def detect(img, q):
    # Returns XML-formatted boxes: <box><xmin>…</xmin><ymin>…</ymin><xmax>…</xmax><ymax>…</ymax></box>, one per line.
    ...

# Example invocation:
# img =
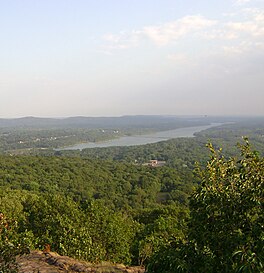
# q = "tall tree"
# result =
<box><xmin>147</xmin><ymin>139</ymin><xmax>264</xmax><ymax>273</ymax></box>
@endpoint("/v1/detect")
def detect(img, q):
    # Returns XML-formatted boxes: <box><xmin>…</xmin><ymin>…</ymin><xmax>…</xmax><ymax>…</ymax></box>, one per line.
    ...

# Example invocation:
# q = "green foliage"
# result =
<box><xmin>133</xmin><ymin>206</ymin><xmax>189</xmax><ymax>266</ymax></box>
<box><xmin>146</xmin><ymin>240</ymin><xmax>191</xmax><ymax>273</ymax></box>
<box><xmin>0</xmin><ymin>151</ymin><xmax>193</xmax><ymax>266</ymax></box>
<box><xmin>0</xmin><ymin>155</ymin><xmax>193</xmax><ymax>209</ymax></box>
<box><xmin>22</xmin><ymin>193</ymin><xmax>84</xmax><ymax>252</ymax></box>
<box><xmin>0</xmin><ymin>213</ymin><xmax>30</xmax><ymax>273</ymax></box>
<box><xmin>0</xmin><ymin>190</ymin><xmax>140</xmax><ymax>265</ymax></box>
<box><xmin>82</xmin><ymin>201</ymin><xmax>138</xmax><ymax>264</ymax></box>
<box><xmin>146</xmin><ymin>140</ymin><xmax>264</xmax><ymax>272</ymax></box>
<box><xmin>189</xmin><ymin>139</ymin><xmax>263</xmax><ymax>272</ymax></box>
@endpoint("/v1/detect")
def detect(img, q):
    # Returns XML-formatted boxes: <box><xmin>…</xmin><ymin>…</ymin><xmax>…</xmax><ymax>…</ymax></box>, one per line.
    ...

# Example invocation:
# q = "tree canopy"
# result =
<box><xmin>147</xmin><ymin>139</ymin><xmax>264</xmax><ymax>273</ymax></box>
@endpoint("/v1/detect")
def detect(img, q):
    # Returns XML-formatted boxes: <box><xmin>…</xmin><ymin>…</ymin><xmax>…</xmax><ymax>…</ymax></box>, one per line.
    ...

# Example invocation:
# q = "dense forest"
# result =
<box><xmin>0</xmin><ymin>153</ymin><xmax>192</xmax><ymax>269</ymax></box>
<box><xmin>0</xmin><ymin>117</ymin><xmax>263</xmax><ymax>272</ymax></box>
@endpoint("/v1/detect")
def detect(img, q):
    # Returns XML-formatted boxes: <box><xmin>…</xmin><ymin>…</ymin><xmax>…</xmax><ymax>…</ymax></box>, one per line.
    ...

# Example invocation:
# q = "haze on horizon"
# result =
<box><xmin>1</xmin><ymin>0</ymin><xmax>264</xmax><ymax>118</ymax></box>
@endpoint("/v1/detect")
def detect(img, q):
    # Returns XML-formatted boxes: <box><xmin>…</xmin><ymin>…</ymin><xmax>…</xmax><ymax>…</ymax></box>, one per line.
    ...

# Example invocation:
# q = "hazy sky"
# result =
<box><xmin>1</xmin><ymin>0</ymin><xmax>264</xmax><ymax>117</ymax></box>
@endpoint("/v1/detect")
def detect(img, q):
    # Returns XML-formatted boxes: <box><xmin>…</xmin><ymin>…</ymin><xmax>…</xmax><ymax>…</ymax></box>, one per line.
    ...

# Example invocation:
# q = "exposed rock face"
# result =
<box><xmin>17</xmin><ymin>251</ymin><xmax>145</xmax><ymax>273</ymax></box>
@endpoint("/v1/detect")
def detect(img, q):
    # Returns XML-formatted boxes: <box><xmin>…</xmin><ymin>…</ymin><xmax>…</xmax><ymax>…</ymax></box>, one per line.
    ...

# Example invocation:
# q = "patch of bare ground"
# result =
<box><xmin>17</xmin><ymin>251</ymin><xmax>145</xmax><ymax>273</ymax></box>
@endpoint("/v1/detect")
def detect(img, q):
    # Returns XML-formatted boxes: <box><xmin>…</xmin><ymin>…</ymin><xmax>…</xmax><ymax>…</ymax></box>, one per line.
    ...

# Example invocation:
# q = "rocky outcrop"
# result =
<box><xmin>17</xmin><ymin>251</ymin><xmax>145</xmax><ymax>273</ymax></box>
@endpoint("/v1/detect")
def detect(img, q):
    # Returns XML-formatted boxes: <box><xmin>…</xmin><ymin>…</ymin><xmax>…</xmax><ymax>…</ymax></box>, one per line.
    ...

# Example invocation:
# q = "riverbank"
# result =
<box><xmin>57</xmin><ymin>123</ymin><xmax>223</xmax><ymax>151</ymax></box>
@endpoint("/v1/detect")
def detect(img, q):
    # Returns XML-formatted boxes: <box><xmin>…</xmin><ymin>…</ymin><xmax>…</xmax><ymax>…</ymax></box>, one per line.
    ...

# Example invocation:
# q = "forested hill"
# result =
<box><xmin>0</xmin><ymin>115</ymin><xmax>234</xmax><ymax>129</ymax></box>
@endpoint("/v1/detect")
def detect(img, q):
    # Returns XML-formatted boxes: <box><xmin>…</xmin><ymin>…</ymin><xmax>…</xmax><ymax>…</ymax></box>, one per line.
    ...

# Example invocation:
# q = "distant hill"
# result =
<box><xmin>0</xmin><ymin>115</ymin><xmax>236</xmax><ymax>130</ymax></box>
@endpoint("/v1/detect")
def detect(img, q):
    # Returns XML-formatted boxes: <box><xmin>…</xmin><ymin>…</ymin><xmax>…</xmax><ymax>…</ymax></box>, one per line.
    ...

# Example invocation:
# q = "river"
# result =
<box><xmin>58</xmin><ymin>123</ymin><xmax>222</xmax><ymax>151</ymax></box>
